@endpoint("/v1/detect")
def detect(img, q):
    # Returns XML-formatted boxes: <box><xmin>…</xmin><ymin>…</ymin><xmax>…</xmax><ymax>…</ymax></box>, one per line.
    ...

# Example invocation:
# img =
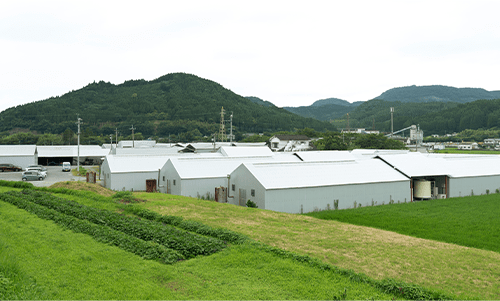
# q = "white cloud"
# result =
<box><xmin>1</xmin><ymin>0</ymin><xmax>499</xmax><ymax>113</ymax></box>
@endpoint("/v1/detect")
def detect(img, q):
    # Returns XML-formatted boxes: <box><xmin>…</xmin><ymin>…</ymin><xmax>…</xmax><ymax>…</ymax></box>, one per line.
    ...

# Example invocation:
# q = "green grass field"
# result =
<box><xmin>0</xmin><ymin>186</ymin><xmax>406</xmax><ymax>300</ymax></box>
<box><xmin>434</xmin><ymin>149</ymin><xmax>500</xmax><ymax>154</ymax></box>
<box><xmin>133</xmin><ymin>191</ymin><xmax>500</xmax><ymax>300</ymax></box>
<box><xmin>305</xmin><ymin>194</ymin><xmax>500</xmax><ymax>253</ymax></box>
<box><xmin>3</xmin><ymin>182</ymin><xmax>500</xmax><ymax>299</ymax></box>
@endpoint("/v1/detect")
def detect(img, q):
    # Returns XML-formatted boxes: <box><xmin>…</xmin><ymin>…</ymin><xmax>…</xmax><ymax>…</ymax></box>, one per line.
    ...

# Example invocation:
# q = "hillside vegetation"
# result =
<box><xmin>0</xmin><ymin>73</ymin><xmax>335</xmax><ymax>139</ymax></box>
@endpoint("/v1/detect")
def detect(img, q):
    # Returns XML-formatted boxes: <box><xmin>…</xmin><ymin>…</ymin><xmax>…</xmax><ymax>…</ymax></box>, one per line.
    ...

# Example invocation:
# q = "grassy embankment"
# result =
<box><xmin>0</xmin><ymin>183</ymin><xmax>407</xmax><ymax>300</ymax></box>
<box><xmin>133</xmin><ymin>191</ymin><xmax>500</xmax><ymax>300</ymax></box>
<box><xmin>305</xmin><ymin>194</ymin><xmax>500</xmax><ymax>253</ymax></box>
<box><xmin>2</xmin><ymin>181</ymin><xmax>500</xmax><ymax>299</ymax></box>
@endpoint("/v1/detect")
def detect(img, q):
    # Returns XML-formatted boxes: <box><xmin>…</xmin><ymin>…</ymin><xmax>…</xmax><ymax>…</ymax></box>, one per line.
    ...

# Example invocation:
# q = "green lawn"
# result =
<box><xmin>305</xmin><ymin>194</ymin><xmax>500</xmax><ymax>253</ymax></box>
<box><xmin>434</xmin><ymin>149</ymin><xmax>500</xmax><ymax>154</ymax></box>
<box><xmin>135</xmin><ymin>192</ymin><xmax>500</xmax><ymax>300</ymax></box>
<box><xmin>0</xmin><ymin>188</ymin><xmax>401</xmax><ymax>300</ymax></box>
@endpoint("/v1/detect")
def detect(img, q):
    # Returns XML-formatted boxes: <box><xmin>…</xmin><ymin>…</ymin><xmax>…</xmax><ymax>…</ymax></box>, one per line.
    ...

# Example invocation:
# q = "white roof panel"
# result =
<box><xmin>37</xmin><ymin>145</ymin><xmax>108</xmax><ymax>157</ymax></box>
<box><xmin>241</xmin><ymin>159</ymin><xmax>409</xmax><ymax>190</ymax></box>
<box><xmin>106</xmin><ymin>155</ymin><xmax>170</xmax><ymax>173</ymax></box>
<box><xmin>294</xmin><ymin>150</ymin><xmax>356</xmax><ymax>162</ymax></box>
<box><xmin>219</xmin><ymin>146</ymin><xmax>273</xmax><ymax>157</ymax></box>
<box><xmin>377</xmin><ymin>153</ymin><xmax>500</xmax><ymax>178</ymax></box>
<box><xmin>0</xmin><ymin>145</ymin><xmax>37</xmax><ymax>156</ymax></box>
<box><xmin>169</xmin><ymin>155</ymin><xmax>301</xmax><ymax>179</ymax></box>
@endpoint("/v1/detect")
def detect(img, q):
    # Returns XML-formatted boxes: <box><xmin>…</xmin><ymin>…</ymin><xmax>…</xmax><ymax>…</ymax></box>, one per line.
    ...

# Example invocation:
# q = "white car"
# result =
<box><xmin>25</xmin><ymin>167</ymin><xmax>47</xmax><ymax>179</ymax></box>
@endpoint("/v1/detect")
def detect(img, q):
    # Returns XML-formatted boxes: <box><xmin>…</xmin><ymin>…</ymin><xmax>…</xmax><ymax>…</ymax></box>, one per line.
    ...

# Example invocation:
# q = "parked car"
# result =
<box><xmin>26</xmin><ymin>165</ymin><xmax>48</xmax><ymax>173</ymax></box>
<box><xmin>62</xmin><ymin>162</ymin><xmax>71</xmax><ymax>172</ymax></box>
<box><xmin>26</xmin><ymin>167</ymin><xmax>47</xmax><ymax>179</ymax></box>
<box><xmin>0</xmin><ymin>164</ymin><xmax>23</xmax><ymax>172</ymax></box>
<box><xmin>22</xmin><ymin>170</ymin><xmax>44</xmax><ymax>181</ymax></box>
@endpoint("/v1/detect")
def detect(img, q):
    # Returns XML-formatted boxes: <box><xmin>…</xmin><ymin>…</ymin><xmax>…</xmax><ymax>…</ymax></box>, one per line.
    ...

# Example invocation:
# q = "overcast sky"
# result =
<box><xmin>1</xmin><ymin>0</ymin><xmax>499</xmax><ymax>113</ymax></box>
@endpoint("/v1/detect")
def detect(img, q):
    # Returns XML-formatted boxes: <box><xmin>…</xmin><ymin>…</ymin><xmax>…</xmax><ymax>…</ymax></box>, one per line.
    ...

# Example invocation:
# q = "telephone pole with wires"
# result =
<box><xmin>76</xmin><ymin>116</ymin><xmax>82</xmax><ymax>172</ymax></box>
<box><xmin>130</xmin><ymin>125</ymin><xmax>136</xmax><ymax>148</ymax></box>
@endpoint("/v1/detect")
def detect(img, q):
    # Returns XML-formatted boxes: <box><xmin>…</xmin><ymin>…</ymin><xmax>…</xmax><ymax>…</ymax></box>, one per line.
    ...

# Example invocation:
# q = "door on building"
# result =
<box><xmin>239</xmin><ymin>188</ymin><xmax>246</xmax><ymax>206</ymax></box>
<box><xmin>166</xmin><ymin>180</ymin><xmax>171</xmax><ymax>194</ymax></box>
<box><xmin>146</xmin><ymin>179</ymin><xmax>157</xmax><ymax>192</ymax></box>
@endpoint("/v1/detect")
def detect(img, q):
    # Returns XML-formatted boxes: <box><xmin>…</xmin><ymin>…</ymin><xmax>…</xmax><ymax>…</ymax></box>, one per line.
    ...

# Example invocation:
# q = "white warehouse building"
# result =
<box><xmin>228</xmin><ymin>159</ymin><xmax>411</xmax><ymax>213</ymax></box>
<box><xmin>0</xmin><ymin>145</ymin><xmax>38</xmax><ymax>169</ymax></box>
<box><xmin>160</xmin><ymin>152</ymin><xmax>300</xmax><ymax>198</ymax></box>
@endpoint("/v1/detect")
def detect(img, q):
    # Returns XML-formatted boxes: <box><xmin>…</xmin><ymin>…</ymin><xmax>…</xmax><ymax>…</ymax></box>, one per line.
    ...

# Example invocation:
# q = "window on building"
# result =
<box><xmin>173</xmin><ymin>180</ymin><xmax>176</xmax><ymax>185</ymax></box>
<box><xmin>232</xmin><ymin>184</ymin><xmax>235</xmax><ymax>191</ymax></box>
<box><xmin>272</xmin><ymin>142</ymin><xmax>278</xmax><ymax>148</ymax></box>
<box><xmin>162</xmin><ymin>176</ymin><xmax>165</xmax><ymax>182</ymax></box>
<box><xmin>251</xmin><ymin>189</ymin><xmax>255</xmax><ymax>197</ymax></box>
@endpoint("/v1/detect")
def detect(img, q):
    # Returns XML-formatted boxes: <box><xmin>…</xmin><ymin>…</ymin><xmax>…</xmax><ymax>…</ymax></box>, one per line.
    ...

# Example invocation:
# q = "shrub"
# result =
<box><xmin>246</xmin><ymin>200</ymin><xmax>258</xmax><ymax>208</ymax></box>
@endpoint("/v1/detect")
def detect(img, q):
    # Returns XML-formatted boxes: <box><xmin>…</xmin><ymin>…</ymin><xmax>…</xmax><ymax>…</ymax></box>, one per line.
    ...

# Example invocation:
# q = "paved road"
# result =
<box><xmin>0</xmin><ymin>165</ymin><xmax>101</xmax><ymax>187</ymax></box>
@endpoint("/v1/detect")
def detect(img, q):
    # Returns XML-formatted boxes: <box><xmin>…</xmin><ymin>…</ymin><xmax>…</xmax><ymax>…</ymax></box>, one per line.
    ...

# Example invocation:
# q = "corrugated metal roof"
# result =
<box><xmin>240</xmin><ymin>159</ymin><xmax>409</xmax><ymax>190</ymax></box>
<box><xmin>377</xmin><ymin>153</ymin><xmax>500</xmax><ymax>178</ymax></box>
<box><xmin>0</xmin><ymin>145</ymin><xmax>37</xmax><ymax>156</ymax></box>
<box><xmin>293</xmin><ymin>150</ymin><xmax>356</xmax><ymax>162</ymax></box>
<box><xmin>219</xmin><ymin>146</ymin><xmax>273</xmax><ymax>157</ymax></box>
<box><xmin>106</xmin><ymin>155</ymin><xmax>170</xmax><ymax>173</ymax></box>
<box><xmin>117</xmin><ymin>140</ymin><xmax>156</xmax><ymax>148</ymax></box>
<box><xmin>37</xmin><ymin>145</ymin><xmax>108</xmax><ymax>157</ymax></box>
<box><xmin>169</xmin><ymin>154</ymin><xmax>301</xmax><ymax>179</ymax></box>
<box><xmin>113</xmin><ymin>146</ymin><xmax>183</xmax><ymax>155</ymax></box>
<box><xmin>231</xmin><ymin>142</ymin><xmax>267</xmax><ymax>147</ymax></box>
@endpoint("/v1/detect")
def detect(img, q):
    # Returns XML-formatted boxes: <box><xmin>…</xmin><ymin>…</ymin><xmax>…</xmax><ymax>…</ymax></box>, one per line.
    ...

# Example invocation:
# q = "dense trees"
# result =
<box><xmin>0</xmin><ymin>73</ymin><xmax>336</xmax><ymax>139</ymax></box>
<box><xmin>314</xmin><ymin>133</ymin><xmax>406</xmax><ymax>150</ymax></box>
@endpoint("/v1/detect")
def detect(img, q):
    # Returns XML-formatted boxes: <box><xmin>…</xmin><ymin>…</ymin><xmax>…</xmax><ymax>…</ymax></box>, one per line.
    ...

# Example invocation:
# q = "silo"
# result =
<box><xmin>414</xmin><ymin>179</ymin><xmax>431</xmax><ymax>200</ymax></box>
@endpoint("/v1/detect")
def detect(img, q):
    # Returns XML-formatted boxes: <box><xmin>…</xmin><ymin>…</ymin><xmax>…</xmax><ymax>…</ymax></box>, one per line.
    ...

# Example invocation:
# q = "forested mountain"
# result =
<box><xmin>283</xmin><ymin>104</ymin><xmax>355</xmax><ymax>121</ymax></box>
<box><xmin>283</xmin><ymin>98</ymin><xmax>363</xmax><ymax>121</ymax></box>
<box><xmin>373</xmin><ymin>85</ymin><xmax>500</xmax><ymax>103</ymax></box>
<box><xmin>0</xmin><ymin>73</ymin><xmax>335</xmax><ymax>140</ymax></box>
<box><xmin>310</xmin><ymin>98</ymin><xmax>354</xmax><ymax>107</ymax></box>
<box><xmin>345</xmin><ymin>98</ymin><xmax>500</xmax><ymax>135</ymax></box>
<box><xmin>245</xmin><ymin>96</ymin><xmax>276</xmax><ymax>108</ymax></box>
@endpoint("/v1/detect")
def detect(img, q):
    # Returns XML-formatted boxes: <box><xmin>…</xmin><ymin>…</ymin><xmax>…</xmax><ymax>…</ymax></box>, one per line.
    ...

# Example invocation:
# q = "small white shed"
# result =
<box><xmin>101</xmin><ymin>155</ymin><xmax>170</xmax><ymax>191</ymax></box>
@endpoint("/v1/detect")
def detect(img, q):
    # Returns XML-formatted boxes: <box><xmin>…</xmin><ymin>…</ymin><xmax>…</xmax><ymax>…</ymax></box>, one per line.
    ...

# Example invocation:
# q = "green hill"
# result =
<box><xmin>0</xmin><ymin>73</ymin><xmax>335</xmax><ymax>138</ymax></box>
<box><xmin>283</xmin><ymin>86</ymin><xmax>500</xmax><ymax>127</ymax></box>
<box><xmin>374</xmin><ymin>85</ymin><xmax>500</xmax><ymax>103</ymax></box>
<box><xmin>283</xmin><ymin>98</ymin><xmax>362</xmax><ymax>121</ymax></box>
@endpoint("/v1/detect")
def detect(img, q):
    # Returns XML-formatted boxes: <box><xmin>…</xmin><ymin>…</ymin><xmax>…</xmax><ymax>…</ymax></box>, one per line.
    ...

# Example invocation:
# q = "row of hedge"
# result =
<box><xmin>120</xmin><ymin>205</ymin><xmax>249</xmax><ymax>245</ymax></box>
<box><xmin>17</xmin><ymin>190</ymin><xmax>227</xmax><ymax>259</ymax></box>
<box><xmin>0</xmin><ymin>191</ymin><xmax>184</xmax><ymax>264</ymax></box>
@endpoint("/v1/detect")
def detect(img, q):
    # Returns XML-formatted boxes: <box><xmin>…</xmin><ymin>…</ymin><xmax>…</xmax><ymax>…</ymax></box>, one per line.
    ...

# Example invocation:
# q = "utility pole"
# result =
<box><xmin>346</xmin><ymin>113</ymin><xmax>350</xmax><ymax>132</ymax></box>
<box><xmin>390</xmin><ymin>107</ymin><xmax>394</xmax><ymax>137</ymax></box>
<box><xmin>76</xmin><ymin>116</ymin><xmax>82</xmax><ymax>172</ymax></box>
<box><xmin>130</xmin><ymin>125</ymin><xmax>136</xmax><ymax>148</ymax></box>
<box><xmin>115</xmin><ymin>128</ymin><xmax>119</xmax><ymax>148</ymax></box>
<box><xmin>229</xmin><ymin>112</ymin><xmax>233</xmax><ymax>143</ymax></box>
<box><xmin>218</xmin><ymin>107</ymin><xmax>226</xmax><ymax>142</ymax></box>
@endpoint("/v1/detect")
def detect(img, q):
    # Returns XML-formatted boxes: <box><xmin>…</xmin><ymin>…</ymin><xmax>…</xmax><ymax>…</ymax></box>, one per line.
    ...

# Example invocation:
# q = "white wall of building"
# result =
<box><xmin>449</xmin><ymin>175</ymin><xmax>500</xmax><ymax>197</ymax></box>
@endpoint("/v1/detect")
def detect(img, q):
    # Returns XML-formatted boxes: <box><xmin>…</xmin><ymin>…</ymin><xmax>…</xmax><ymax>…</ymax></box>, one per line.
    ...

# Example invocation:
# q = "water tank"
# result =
<box><xmin>414</xmin><ymin>180</ymin><xmax>431</xmax><ymax>199</ymax></box>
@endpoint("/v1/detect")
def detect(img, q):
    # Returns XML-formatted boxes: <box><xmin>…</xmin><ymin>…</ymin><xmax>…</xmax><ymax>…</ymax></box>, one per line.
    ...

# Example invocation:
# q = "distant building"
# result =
<box><xmin>269</xmin><ymin>135</ymin><xmax>312</xmax><ymax>152</ymax></box>
<box><xmin>341</xmin><ymin>128</ymin><xmax>379</xmax><ymax>134</ymax></box>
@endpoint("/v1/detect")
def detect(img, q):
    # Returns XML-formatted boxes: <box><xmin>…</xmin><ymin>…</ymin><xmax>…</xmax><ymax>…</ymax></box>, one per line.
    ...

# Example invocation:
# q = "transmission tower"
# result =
<box><xmin>218</xmin><ymin>107</ymin><xmax>227</xmax><ymax>142</ymax></box>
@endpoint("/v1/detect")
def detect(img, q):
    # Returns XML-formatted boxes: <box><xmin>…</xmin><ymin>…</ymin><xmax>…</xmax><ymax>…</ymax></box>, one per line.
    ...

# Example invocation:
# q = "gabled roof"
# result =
<box><xmin>376</xmin><ymin>153</ymin><xmax>500</xmax><ymax>178</ymax></box>
<box><xmin>167</xmin><ymin>154</ymin><xmax>301</xmax><ymax>179</ymax></box>
<box><xmin>0</xmin><ymin>145</ymin><xmax>37</xmax><ymax>156</ymax></box>
<box><xmin>219</xmin><ymin>146</ymin><xmax>273</xmax><ymax>157</ymax></box>
<box><xmin>105</xmin><ymin>155</ymin><xmax>170</xmax><ymax>173</ymax></box>
<box><xmin>293</xmin><ymin>150</ymin><xmax>355</xmax><ymax>162</ymax></box>
<box><xmin>239</xmin><ymin>159</ymin><xmax>409</xmax><ymax>190</ymax></box>
<box><xmin>272</xmin><ymin>135</ymin><xmax>310</xmax><ymax>141</ymax></box>
<box><xmin>37</xmin><ymin>145</ymin><xmax>108</xmax><ymax>157</ymax></box>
